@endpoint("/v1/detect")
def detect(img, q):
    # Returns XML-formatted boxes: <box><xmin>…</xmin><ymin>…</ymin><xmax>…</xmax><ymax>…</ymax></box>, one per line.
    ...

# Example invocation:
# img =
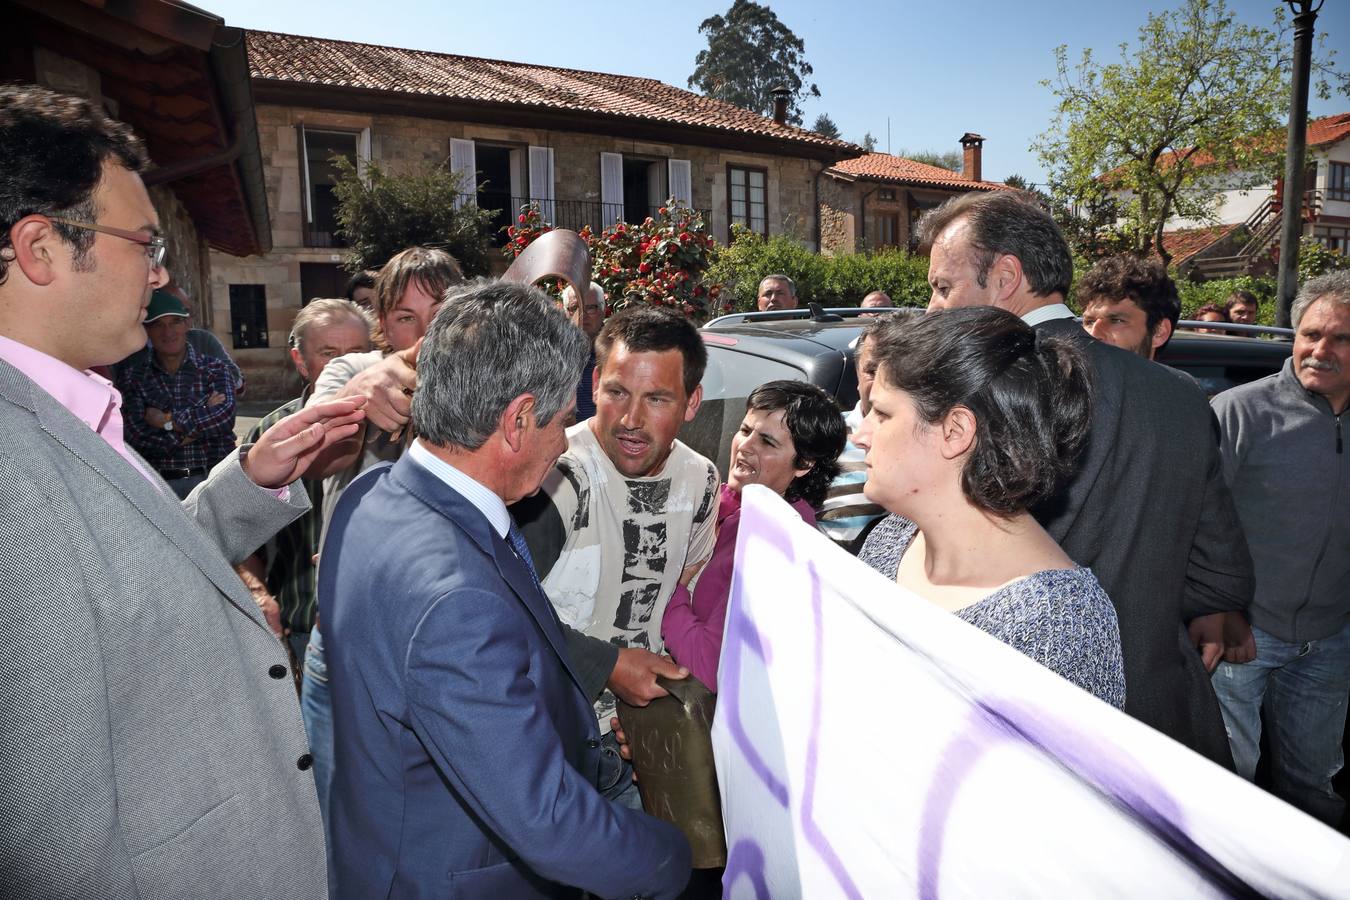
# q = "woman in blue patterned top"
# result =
<box><xmin>854</xmin><ymin>307</ymin><xmax>1125</xmax><ymax>707</ymax></box>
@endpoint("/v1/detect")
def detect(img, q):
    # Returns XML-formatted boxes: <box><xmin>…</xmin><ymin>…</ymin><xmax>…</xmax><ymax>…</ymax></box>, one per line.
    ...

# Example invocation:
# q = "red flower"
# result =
<box><xmin>639</xmin><ymin>262</ymin><xmax>652</xmax><ymax>274</ymax></box>
<box><xmin>659</xmin><ymin>207</ymin><xmax>668</xmax><ymax>215</ymax></box>
<box><xmin>518</xmin><ymin>214</ymin><xmax>528</xmax><ymax>224</ymax></box>
<box><xmin>679</xmin><ymin>232</ymin><xmax>691</xmax><ymax>242</ymax></box>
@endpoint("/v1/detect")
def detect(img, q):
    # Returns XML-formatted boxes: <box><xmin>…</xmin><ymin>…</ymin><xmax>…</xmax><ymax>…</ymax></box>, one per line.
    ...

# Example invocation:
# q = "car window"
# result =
<box><xmin>684</xmin><ymin>346</ymin><xmax>810</xmax><ymax>477</ymax></box>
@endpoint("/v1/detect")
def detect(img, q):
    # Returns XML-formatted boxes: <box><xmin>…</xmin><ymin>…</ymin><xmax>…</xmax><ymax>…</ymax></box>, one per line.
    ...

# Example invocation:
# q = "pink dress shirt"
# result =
<box><xmin>0</xmin><ymin>334</ymin><xmax>160</xmax><ymax>485</ymax></box>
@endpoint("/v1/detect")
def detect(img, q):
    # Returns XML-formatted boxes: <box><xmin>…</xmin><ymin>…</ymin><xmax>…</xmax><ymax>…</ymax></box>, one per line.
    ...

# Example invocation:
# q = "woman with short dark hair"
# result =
<box><xmin>662</xmin><ymin>380</ymin><xmax>845</xmax><ymax>690</ymax></box>
<box><xmin>855</xmin><ymin>307</ymin><xmax>1126</xmax><ymax>707</ymax></box>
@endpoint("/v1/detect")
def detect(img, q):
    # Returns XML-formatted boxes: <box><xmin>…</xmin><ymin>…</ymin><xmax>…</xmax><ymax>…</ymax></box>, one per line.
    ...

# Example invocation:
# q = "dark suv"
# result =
<box><xmin>684</xmin><ymin>307</ymin><xmax>1292</xmax><ymax>475</ymax></box>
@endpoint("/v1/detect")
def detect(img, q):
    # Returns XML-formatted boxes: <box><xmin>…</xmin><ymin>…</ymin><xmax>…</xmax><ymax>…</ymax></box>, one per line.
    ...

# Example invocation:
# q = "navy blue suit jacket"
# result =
<box><xmin>319</xmin><ymin>454</ymin><xmax>690</xmax><ymax>899</ymax></box>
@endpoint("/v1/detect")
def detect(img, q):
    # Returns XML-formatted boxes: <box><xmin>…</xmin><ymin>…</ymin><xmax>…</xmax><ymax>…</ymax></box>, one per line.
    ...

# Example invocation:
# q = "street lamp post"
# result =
<box><xmin>1275</xmin><ymin>0</ymin><xmax>1321</xmax><ymax>328</ymax></box>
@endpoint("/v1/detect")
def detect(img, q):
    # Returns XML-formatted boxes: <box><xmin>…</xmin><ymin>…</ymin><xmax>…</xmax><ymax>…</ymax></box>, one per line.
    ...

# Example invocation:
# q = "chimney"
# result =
<box><xmin>770</xmin><ymin>85</ymin><xmax>791</xmax><ymax>125</ymax></box>
<box><xmin>959</xmin><ymin>132</ymin><xmax>985</xmax><ymax>182</ymax></box>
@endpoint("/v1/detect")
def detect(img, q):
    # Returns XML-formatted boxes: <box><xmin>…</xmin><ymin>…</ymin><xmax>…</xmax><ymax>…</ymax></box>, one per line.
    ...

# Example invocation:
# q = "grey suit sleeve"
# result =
<box><xmin>184</xmin><ymin>450</ymin><xmax>310</xmax><ymax>566</ymax></box>
<box><xmin>0</xmin><ymin>463</ymin><xmax>138</xmax><ymax>899</ymax></box>
<box><xmin>1179</xmin><ymin>410</ymin><xmax>1254</xmax><ymax>620</ymax></box>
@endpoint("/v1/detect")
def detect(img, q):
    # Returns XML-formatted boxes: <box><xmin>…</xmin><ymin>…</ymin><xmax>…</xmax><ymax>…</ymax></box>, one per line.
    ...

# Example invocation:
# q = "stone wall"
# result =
<box><xmin>148</xmin><ymin>185</ymin><xmax>212</xmax><ymax>328</ymax></box>
<box><xmin>819</xmin><ymin>176</ymin><xmax>856</xmax><ymax>256</ymax></box>
<box><xmin>209</xmin><ymin>101</ymin><xmax>830</xmax><ymax>401</ymax></box>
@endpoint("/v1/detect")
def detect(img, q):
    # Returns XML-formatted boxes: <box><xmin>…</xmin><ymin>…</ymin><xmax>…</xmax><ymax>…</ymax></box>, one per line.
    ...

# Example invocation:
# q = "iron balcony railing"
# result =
<box><xmin>468</xmin><ymin>192</ymin><xmax>711</xmax><ymax>244</ymax></box>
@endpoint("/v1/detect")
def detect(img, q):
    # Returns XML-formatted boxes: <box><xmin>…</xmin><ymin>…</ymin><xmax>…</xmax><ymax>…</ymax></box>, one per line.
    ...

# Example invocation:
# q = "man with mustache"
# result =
<box><xmin>513</xmin><ymin>304</ymin><xmax>720</xmax><ymax>808</ymax></box>
<box><xmin>1211</xmin><ymin>271</ymin><xmax>1350</xmax><ymax>828</ymax></box>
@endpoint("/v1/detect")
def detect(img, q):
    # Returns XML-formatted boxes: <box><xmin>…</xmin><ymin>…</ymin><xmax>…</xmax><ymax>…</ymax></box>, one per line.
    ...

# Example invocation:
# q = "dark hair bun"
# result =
<box><xmin>869</xmin><ymin>307</ymin><xmax>1093</xmax><ymax>516</ymax></box>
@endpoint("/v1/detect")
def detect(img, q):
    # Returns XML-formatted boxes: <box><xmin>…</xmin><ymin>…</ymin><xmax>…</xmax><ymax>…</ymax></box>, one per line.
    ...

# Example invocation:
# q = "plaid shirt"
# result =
<box><xmin>117</xmin><ymin>344</ymin><xmax>236</xmax><ymax>473</ymax></box>
<box><xmin>247</xmin><ymin>394</ymin><xmax>322</xmax><ymax>634</ymax></box>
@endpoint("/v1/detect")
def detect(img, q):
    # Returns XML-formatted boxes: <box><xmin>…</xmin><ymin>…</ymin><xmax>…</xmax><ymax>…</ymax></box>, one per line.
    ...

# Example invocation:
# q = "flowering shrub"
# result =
<box><xmin>506</xmin><ymin>200</ymin><xmax>725</xmax><ymax>320</ymax></box>
<box><xmin>501</xmin><ymin>203</ymin><xmax>554</xmax><ymax>259</ymax></box>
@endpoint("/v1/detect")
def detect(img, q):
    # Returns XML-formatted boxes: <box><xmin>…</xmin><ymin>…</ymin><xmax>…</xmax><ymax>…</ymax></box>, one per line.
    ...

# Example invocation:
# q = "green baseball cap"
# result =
<box><xmin>144</xmin><ymin>289</ymin><xmax>189</xmax><ymax>323</ymax></box>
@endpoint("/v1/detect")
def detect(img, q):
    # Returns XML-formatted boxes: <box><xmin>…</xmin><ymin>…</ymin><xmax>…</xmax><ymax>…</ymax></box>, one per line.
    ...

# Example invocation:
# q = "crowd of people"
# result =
<box><xmin>1</xmin><ymin>82</ymin><xmax>1347</xmax><ymax>900</ymax></box>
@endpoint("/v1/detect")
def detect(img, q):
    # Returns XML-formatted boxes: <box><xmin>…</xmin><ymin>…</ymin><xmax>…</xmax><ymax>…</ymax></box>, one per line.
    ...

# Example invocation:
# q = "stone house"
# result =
<box><xmin>2</xmin><ymin>0</ymin><xmax>271</xmax><ymax>335</ymax></box>
<box><xmin>819</xmin><ymin>135</ymin><xmax>1011</xmax><ymax>255</ymax></box>
<box><xmin>208</xmin><ymin>29</ymin><xmax>859</xmax><ymax>395</ymax></box>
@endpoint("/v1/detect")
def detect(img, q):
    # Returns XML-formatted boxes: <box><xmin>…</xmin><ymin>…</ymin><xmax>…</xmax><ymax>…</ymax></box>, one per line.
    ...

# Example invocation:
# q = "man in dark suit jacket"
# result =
<box><xmin>320</xmin><ymin>280</ymin><xmax>691</xmax><ymax>898</ymax></box>
<box><xmin>917</xmin><ymin>191</ymin><xmax>1254</xmax><ymax>767</ymax></box>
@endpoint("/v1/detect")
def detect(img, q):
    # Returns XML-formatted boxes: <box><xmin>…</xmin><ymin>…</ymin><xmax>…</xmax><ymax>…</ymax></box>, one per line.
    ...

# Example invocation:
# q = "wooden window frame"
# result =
<box><xmin>1328</xmin><ymin>162</ymin><xmax>1350</xmax><ymax>203</ymax></box>
<box><xmin>727</xmin><ymin>164</ymin><xmax>769</xmax><ymax>240</ymax></box>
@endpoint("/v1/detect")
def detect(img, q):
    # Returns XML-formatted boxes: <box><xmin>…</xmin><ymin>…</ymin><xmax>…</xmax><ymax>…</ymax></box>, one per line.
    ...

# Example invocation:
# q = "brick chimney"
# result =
<box><xmin>959</xmin><ymin>133</ymin><xmax>985</xmax><ymax>182</ymax></box>
<box><xmin>770</xmin><ymin>85</ymin><xmax>791</xmax><ymax>125</ymax></box>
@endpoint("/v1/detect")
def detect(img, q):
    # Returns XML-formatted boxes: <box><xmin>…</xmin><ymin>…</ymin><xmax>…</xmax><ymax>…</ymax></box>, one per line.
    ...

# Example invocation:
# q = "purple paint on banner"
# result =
<box><xmin>719</xmin><ymin>502</ymin><xmax>790</xmax><ymax>807</ymax></box>
<box><xmin>799</xmin><ymin>560</ymin><xmax>864</xmax><ymax>899</ymax></box>
<box><xmin>916</xmin><ymin>699</ymin><xmax>1266</xmax><ymax>899</ymax></box>
<box><xmin>722</xmin><ymin>839</ymin><xmax>772</xmax><ymax>900</ymax></box>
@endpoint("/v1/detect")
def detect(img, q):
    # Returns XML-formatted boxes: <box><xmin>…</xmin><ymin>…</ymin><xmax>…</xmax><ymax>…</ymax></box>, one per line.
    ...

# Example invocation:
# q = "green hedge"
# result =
<box><xmin>706</xmin><ymin>230</ymin><xmax>931</xmax><ymax>312</ymax></box>
<box><xmin>706</xmin><ymin>231</ymin><xmax>1346</xmax><ymax>325</ymax></box>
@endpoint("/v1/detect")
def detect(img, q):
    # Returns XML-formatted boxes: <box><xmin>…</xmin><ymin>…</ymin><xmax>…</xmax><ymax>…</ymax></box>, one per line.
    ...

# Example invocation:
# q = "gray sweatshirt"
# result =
<box><xmin>1211</xmin><ymin>358</ymin><xmax>1348</xmax><ymax>642</ymax></box>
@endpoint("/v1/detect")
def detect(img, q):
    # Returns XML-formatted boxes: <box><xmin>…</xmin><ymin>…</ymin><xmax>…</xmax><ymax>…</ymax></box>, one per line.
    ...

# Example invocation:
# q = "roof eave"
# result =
<box><xmin>829</xmin><ymin>169</ymin><xmax>1003</xmax><ymax>192</ymax></box>
<box><xmin>252</xmin><ymin>79</ymin><xmax>858</xmax><ymax>163</ymax></box>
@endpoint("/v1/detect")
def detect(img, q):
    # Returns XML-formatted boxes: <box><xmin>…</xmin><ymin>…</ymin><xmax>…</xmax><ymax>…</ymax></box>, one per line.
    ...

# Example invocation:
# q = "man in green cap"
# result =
<box><xmin>118</xmin><ymin>284</ymin><xmax>243</xmax><ymax>391</ymax></box>
<box><xmin>117</xmin><ymin>289</ymin><xmax>238</xmax><ymax>497</ymax></box>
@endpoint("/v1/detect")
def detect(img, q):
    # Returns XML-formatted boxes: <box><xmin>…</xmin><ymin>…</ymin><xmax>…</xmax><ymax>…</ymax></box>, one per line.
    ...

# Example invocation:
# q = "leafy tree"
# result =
<box><xmin>811</xmin><ymin>113</ymin><xmax>841</xmax><ymax>140</ymax></box>
<box><xmin>897</xmin><ymin>148</ymin><xmax>962</xmax><ymax>172</ymax></box>
<box><xmin>332</xmin><ymin>157</ymin><xmax>494</xmax><ymax>275</ymax></box>
<box><xmin>1035</xmin><ymin>0</ymin><xmax>1345</xmax><ymax>265</ymax></box>
<box><xmin>689</xmin><ymin>0</ymin><xmax>820</xmax><ymax>126</ymax></box>
<box><xmin>859</xmin><ymin>132</ymin><xmax>878</xmax><ymax>153</ymax></box>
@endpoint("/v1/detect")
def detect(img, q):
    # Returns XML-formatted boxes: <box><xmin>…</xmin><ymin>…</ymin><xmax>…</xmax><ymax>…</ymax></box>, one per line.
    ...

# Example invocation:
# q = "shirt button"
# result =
<box><xmin>297</xmin><ymin>753</ymin><xmax>314</xmax><ymax>771</ymax></box>
<box><xmin>268</xmin><ymin>664</ymin><xmax>288</xmax><ymax>680</ymax></box>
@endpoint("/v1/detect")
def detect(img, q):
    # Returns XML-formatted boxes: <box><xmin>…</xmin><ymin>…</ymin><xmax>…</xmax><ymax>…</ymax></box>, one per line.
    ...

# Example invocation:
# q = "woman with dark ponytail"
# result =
<box><xmin>854</xmin><ymin>307</ymin><xmax>1125</xmax><ymax>707</ymax></box>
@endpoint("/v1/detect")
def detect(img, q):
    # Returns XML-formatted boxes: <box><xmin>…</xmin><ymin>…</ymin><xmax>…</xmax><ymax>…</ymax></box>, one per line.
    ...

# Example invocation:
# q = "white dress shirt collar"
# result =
<box><xmin>1021</xmin><ymin>303</ymin><xmax>1077</xmax><ymax>327</ymax></box>
<box><xmin>408</xmin><ymin>439</ymin><xmax>510</xmax><ymax>538</ymax></box>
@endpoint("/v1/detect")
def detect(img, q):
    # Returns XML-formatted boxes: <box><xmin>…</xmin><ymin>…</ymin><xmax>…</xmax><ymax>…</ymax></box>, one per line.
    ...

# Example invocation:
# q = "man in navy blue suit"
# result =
<box><xmin>319</xmin><ymin>280</ymin><xmax>691</xmax><ymax>898</ymax></box>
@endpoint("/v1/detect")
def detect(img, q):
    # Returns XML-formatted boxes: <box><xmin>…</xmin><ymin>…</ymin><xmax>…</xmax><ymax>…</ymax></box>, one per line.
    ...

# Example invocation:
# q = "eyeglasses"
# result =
<box><xmin>48</xmin><ymin>217</ymin><xmax>167</xmax><ymax>269</ymax></box>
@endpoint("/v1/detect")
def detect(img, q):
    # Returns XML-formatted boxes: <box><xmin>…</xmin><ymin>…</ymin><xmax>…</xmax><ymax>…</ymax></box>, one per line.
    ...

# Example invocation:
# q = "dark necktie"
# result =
<box><xmin>507</xmin><ymin>522</ymin><xmax>542</xmax><ymax>592</ymax></box>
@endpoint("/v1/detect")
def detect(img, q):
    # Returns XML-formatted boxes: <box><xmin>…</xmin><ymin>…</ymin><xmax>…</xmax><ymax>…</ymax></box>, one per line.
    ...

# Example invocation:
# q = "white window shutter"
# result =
<box><xmin>298</xmin><ymin>125</ymin><xmax>313</xmax><ymax>224</ymax></box>
<box><xmin>450</xmin><ymin>138</ymin><xmax>476</xmax><ymax>209</ymax></box>
<box><xmin>600</xmin><ymin>152</ymin><xmax>624</xmax><ymax>225</ymax></box>
<box><xmin>356</xmin><ymin>127</ymin><xmax>373</xmax><ymax>183</ymax></box>
<box><xmin>668</xmin><ymin>158</ymin><xmax>692</xmax><ymax>207</ymax></box>
<box><xmin>528</xmin><ymin>146</ymin><xmax>555</xmax><ymax>223</ymax></box>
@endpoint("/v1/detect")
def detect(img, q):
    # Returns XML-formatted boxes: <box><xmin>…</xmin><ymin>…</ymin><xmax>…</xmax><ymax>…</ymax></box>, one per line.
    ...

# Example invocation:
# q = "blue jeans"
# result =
<box><xmin>1213</xmin><ymin>621</ymin><xmax>1350</xmax><ymax>826</ymax></box>
<box><xmin>300</xmin><ymin>629</ymin><xmax>334</xmax><ymax>830</ymax></box>
<box><xmin>597</xmin><ymin>731</ymin><xmax>643</xmax><ymax>810</ymax></box>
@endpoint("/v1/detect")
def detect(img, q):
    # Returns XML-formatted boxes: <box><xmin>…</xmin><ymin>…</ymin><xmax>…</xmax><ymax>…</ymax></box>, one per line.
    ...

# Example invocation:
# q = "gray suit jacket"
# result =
<box><xmin>0</xmin><ymin>359</ymin><xmax>327</xmax><ymax>900</ymax></box>
<box><xmin>1033</xmin><ymin>320</ymin><xmax>1253</xmax><ymax>768</ymax></box>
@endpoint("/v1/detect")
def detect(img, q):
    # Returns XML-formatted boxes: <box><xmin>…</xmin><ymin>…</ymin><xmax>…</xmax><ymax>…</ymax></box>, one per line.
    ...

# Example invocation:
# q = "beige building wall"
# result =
<box><xmin>209</xmin><ymin>101</ymin><xmax>828</xmax><ymax>399</ymax></box>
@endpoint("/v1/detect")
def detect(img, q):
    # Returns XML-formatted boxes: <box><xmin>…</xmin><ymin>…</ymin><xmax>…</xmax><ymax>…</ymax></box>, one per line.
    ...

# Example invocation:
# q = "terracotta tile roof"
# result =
<box><xmin>830</xmin><ymin>152</ymin><xmax>1011</xmax><ymax>192</ymax></box>
<box><xmin>1161</xmin><ymin>224</ymin><xmax>1237</xmax><ymax>265</ymax></box>
<box><xmin>1307</xmin><ymin>111</ymin><xmax>1350</xmax><ymax>147</ymax></box>
<box><xmin>245</xmin><ymin>30</ymin><xmax>857</xmax><ymax>155</ymax></box>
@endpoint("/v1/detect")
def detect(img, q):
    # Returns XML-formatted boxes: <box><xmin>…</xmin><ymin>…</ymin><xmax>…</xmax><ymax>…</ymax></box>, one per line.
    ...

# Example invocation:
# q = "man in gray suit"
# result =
<box><xmin>0</xmin><ymin>85</ymin><xmax>364</xmax><ymax>899</ymax></box>
<box><xmin>918</xmin><ymin>191</ymin><xmax>1254</xmax><ymax>768</ymax></box>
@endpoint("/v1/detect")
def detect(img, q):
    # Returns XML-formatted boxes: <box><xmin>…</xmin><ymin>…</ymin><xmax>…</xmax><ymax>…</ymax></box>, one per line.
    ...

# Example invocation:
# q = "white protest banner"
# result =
<box><xmin>711</xmin><ymin>486</ymin><xmax>1350</xmax><ymax>899</ymax></box>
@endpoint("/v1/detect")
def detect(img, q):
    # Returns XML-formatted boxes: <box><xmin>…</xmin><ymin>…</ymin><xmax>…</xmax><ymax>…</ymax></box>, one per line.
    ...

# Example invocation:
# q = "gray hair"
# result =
<box><xmin>562</xmin><ymin>282</ymin><xmax>605</xmax><ymax>308</ymax></box>
<box><xmin>916</xmin><ymin>191</ymin><xmax>1073</xmax><ymax>299</ymax></box>
<box><xmin>288</xmin><ymin>298</ymin><xmax>373</xmax><ymax>351</ymax></box>
<box><xmin>413</xmin><ymin>279</ymin><xmax>589</xmax><ymax>450</ymax></box>
<box><xmin>1291</xmin><ymin>270</ymin><xmax>1350</xmax><ymax>329</ymax></box>
<box><xmin>760</xmin><ymin>273</ymin><xmax>797</xmax><ymax>296</ymax></box>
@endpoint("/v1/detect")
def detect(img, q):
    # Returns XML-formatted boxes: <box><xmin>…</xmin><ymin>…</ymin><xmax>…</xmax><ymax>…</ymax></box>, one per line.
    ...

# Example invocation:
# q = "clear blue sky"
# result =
<box><xmin>206</xmin><ymin>0</ymin><xmax>1348</xmax><ymax>185</ymax></box>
